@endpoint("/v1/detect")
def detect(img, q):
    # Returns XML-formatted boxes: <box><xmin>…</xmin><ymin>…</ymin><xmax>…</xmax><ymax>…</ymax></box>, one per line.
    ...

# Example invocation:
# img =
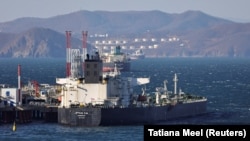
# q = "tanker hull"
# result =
<box><xmin>58</xmin><ymin>100</ymin><xmax>206</xmax><ymax>126</ymax></box>
<box><xmin>58</xmin><ymin>107</ymin><xmax>101</xmax><ymax>126</ymax></box>
<box><xmin>100</xmin><ymin>100</ymin><xmax>207</xmax><ymax>125</ymax></box>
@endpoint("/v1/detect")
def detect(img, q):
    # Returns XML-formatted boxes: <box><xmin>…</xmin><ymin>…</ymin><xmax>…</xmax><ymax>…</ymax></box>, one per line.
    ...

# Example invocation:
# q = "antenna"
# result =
<box><xmin>173</xmin><ymin>73</ymin><xmax>178</xmax><ymax>94</ymax></box>
<box><xmin>163</xmin><ymin>80</ymin><xmax>168</xmax><ymax>95</ymax></box>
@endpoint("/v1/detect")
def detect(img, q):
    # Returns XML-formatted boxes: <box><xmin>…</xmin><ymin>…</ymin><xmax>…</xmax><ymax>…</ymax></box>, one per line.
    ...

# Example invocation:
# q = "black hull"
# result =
<box><xmin>58</xmin><ymin>101</ymin><xmax>206</xmax><ymax>126</ymax></box>
<box><xmin>58</xmin><ymin>107</ymin><xmax>101</xmax><ymax>126</ymax></box>
<box><xmin>100</xmin><ymin>101</ymin><xmax>206</xmax><ymax>125</ymax></box>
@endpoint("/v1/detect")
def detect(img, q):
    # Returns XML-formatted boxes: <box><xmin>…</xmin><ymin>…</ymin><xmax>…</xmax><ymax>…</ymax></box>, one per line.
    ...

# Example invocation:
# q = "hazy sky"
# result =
<box><xmin>0</xmin><ymin>0</ymin><xmax>250</xmax><ymax>23</ymax></box>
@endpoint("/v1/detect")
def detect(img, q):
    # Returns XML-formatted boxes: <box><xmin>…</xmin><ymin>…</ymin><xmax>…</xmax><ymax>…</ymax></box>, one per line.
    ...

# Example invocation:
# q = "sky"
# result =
<box><xmin>0</xmin><ymin>0</ymin><xmax>250</xmax><ymax>23</ymax></box>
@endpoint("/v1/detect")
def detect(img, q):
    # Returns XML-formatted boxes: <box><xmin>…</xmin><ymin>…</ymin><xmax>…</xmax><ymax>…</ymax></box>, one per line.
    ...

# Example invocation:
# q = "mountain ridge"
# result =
<box><xmin>0</xmin><ymin>10</ymin><xmax>249</xmax><ymax>58</ymax></box>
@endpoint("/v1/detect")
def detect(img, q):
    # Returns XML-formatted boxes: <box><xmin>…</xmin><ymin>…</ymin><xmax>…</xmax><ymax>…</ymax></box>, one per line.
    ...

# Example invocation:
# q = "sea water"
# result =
<box><xmin>1</xmin><ymin>57</ymin><xmax>250</xmax><ymax>140</ymax></box>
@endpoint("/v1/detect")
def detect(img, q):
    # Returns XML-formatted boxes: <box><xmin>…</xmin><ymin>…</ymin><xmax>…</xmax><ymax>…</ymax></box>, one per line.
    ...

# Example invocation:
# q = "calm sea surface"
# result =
<box><xmin>1</xmin><ymin>57</ymin><xmax>250</xmax><ymax>140</ymax></box>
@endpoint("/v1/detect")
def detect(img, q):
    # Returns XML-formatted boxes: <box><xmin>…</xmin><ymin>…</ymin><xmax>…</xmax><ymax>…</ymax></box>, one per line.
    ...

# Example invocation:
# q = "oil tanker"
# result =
<box><xmin>130</xmin><ymin>49</ymin><xmax>145</xmax><ymax>60</ymax></box>
<box><xmin>57</xmin><ymin>52</ymin><xmax>207</xmax><ymax>126</ymax></box>
<box><xmin>100</xmin><ymin>45</ymin><xmax>130</xmax><ymax>72</ymax></box>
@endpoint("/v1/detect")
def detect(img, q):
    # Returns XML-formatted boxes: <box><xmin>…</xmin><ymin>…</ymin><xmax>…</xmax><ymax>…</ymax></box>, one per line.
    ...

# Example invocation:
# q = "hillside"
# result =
<box><xmin>0</xmin><ymin>10</ymin><xmax>232</xmax><ymax>35</ymax></box>
<box><xmin>0</xmin><ymin>28</ymin><xmax>84</xmax><ymax>58</ymax></box>
<box><xmin>0</xmin><ymin>10</ymin><xmax>250</xmax><ymax>57</ymax></box>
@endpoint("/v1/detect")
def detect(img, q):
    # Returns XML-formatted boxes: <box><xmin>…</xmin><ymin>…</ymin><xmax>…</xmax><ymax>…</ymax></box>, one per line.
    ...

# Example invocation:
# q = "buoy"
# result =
<box><xmin>12</xmin><ymin>121</ymin><xmax>16</xmax><ymax>131</ymax></box>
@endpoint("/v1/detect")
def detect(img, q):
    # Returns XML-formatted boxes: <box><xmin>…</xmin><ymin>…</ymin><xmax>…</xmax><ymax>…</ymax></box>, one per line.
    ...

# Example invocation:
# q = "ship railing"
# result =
<box><xmin>182</xmin><ymin>98</ymin><xmax>207</xmax><ymax>103</ymax></box>
<box><xmin>91</xmin><ymin>100</ymin><xmax>105</xmax><ymax>106</ymax></box>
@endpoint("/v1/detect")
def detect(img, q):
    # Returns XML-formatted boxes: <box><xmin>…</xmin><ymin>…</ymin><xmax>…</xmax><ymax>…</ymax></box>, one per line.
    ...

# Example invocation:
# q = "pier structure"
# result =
<box><xmin>0</xmin><ymin>106</ymin><xmax>58</xmax><ymax>124</ymax></box>
<box><xmin>0</xmin><ymin>64</ymin><xmax>59</xmax><ymax>124</ymax></box>
<box><xmin>0</xmin><ymin>30</ymin><xmax>90</xmax><ymax>125</ymax></box>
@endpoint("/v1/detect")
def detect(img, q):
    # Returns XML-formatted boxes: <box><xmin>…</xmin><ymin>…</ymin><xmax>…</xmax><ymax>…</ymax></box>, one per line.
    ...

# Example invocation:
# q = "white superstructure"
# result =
<box><xmin>0</xmin><ymin>88</ymin><xmax>19</xmax><ymax>107</ymax></box>
<box><xmin>56</xmin><ymin>53</ymin><xmax>149</xmax><ymax>108</ymax></box>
